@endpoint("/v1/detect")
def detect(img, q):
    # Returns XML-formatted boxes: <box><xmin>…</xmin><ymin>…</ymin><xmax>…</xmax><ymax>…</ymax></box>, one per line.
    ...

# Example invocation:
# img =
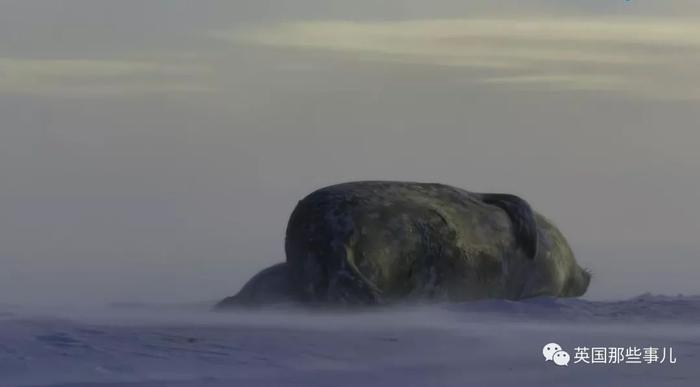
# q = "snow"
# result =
<box><xmin>1</xmin><ymin>295</ymin><xmax>699</xmax><ymax>386</ymax></box>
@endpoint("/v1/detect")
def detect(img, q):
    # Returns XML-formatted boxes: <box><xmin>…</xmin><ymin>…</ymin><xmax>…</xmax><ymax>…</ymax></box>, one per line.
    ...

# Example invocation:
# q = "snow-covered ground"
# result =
<box><xmin>1</xmin><ymin>295</ymin><xmax>699</xmax><ymax>387</ymax></box>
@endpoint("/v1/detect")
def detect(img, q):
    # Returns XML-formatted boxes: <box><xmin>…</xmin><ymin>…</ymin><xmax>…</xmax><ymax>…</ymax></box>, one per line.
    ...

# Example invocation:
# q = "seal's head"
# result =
<box><xmin>478</xmin><ymin>193</ymin><xmax>590</xmax><ymax>299</ymax></box>
<box><xmin>504</xmin><ymin>214</ymin><xmax>590</xmax><ymax>299</ymax></box>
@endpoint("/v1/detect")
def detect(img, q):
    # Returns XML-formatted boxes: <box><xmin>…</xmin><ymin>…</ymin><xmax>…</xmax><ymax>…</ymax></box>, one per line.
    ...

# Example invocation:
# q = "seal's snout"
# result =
<box><xmin>563</xmin><ymin>267</ymin><xmax>591</xmax><ymax>297</ymax></box>
<box><xmin>581</xmin><ymin>268</ymin><xmax>592</xmax><ymax>295</ymax></box>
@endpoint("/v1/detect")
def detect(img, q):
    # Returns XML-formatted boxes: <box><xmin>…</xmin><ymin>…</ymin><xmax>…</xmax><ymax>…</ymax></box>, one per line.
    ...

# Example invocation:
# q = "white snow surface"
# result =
<box><xmin>1</xmin><ymin>295</ymin><xmax>699</xmax><ymax>387</ymax></box>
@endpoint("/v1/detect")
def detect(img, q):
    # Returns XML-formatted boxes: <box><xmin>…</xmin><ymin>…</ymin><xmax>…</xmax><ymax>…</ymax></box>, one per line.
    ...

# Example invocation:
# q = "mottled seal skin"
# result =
<box><xmin>217</xmin><ymin>181</ymin><xmax>589</xmax><ymax>308</ymax></box>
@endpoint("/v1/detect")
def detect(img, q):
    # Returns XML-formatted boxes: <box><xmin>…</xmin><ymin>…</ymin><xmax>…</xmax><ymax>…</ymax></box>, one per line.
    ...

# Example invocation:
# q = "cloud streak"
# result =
<box><xmin>0</xmin><ymin>58</ymin><xmax>212</xmax><ymax>97</ymax></box>
<box><xmin>221</xmin><ymin>18</ymin><xmax>700</xmax><ymax>99</ymax></box>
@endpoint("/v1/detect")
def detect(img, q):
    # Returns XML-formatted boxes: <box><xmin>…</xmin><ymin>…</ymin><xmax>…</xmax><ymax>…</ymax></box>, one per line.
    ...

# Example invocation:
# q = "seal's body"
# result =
<box><xmin>217</xmin><ymin>181</ymin><xmax>589</xmax><ymax>308</ymax></box>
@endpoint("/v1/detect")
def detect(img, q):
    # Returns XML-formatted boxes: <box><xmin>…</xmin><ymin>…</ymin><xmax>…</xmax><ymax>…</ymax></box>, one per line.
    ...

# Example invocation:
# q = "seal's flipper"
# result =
<box><xmin>325</xmin><ymin>244</ymin><xmax>382</xmax><ymax>305</ymax></box>
<box><xmin>480</xmin><ymin>193</ymin><xmax>538</xmax><ymax>259</ymax></box>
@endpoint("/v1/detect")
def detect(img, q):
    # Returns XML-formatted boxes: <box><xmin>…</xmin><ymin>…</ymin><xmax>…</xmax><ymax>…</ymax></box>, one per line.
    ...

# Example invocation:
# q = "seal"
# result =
<box><xmin>216</xmin><ymin>181</ymin><xmax>590</xmax><ymax>308</ymax></box>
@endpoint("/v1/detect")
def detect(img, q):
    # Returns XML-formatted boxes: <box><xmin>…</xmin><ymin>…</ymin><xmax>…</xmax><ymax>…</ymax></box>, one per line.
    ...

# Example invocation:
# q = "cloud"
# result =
<box><xmin>218</xmin><ymin>18</ymin><xmax>700</xmax><ymax>99</ymax></box>
<box><xmin>476</xmin><ymin>74</ymin><xmax>634</xmax><ymax>91</ymax></box>
<box><xmin>0</xmin><ymin>58</ymin><xmax>213</xmax><ymax>97</ymax></box>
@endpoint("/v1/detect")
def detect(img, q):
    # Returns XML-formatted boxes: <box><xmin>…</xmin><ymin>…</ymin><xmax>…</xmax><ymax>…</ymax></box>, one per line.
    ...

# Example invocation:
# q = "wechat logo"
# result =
<box><xmin>543</xmin><ymin>342</ymin><xmax>570</xmax><ymax>366</ymax></box>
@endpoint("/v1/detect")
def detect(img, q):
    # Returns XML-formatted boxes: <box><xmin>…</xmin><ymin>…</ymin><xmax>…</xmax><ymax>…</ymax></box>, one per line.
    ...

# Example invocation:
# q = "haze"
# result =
<box><xmin>1</xmin><ymin>0</ymin><xmax>698</xmax><ymax>306</ymax></box>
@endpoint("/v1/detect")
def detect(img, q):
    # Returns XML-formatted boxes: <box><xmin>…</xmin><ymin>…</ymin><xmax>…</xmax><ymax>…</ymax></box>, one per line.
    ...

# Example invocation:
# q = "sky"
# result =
<box><xmin>0</xmin><ymin>0</ymin><xmax>699</xmax><ymax>305</ymax></box>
